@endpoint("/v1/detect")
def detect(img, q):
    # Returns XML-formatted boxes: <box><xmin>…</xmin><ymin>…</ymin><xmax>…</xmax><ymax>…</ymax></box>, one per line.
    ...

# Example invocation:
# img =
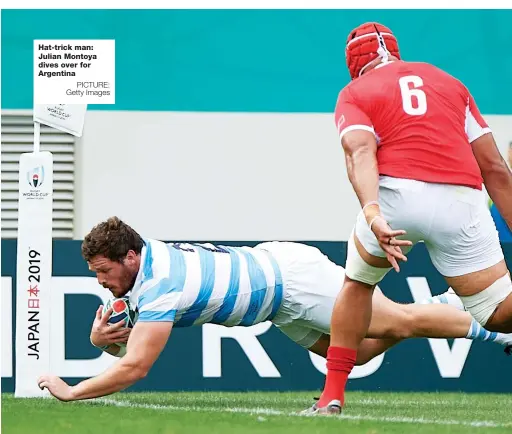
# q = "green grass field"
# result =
<box><xmin>2</xmin><ymin>391</ymin><xmax>512</xmax><ymax>433</ymax></box>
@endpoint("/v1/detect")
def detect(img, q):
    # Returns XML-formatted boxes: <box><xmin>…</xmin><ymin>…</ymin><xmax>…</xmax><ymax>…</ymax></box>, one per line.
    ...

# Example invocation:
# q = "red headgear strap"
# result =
<box><xmin>345</xmin><ymin>22</ymin><xmax>400</xmax><ymax>80</ymax></box>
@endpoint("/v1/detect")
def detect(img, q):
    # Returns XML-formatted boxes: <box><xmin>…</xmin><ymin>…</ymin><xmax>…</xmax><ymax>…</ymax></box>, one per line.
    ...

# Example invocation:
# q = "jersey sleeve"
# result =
<box><xmin>465</xmin><ymin>93</ymin><xmax>492</xmax><ymax>143</ymax></box>
<box><xmin>334</xmin><ymin>87</ymin><xmax>375</xmax><ymax>141</ymax></box>
<box><xmin>136</xmin><ymin>277</ymin><xmax>183</xmax><ymax>322</ymax></box>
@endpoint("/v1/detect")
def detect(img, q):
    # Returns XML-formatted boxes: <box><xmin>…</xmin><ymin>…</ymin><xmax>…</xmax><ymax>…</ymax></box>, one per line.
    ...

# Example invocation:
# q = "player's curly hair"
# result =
<box><xmin>81</xmin><ymin>216</ymin><xmax>144</xmax><ymax>262</ymax></box>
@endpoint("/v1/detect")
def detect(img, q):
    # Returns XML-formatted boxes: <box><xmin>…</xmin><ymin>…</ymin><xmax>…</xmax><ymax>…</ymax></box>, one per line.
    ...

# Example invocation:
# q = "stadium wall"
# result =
<box><xmin>2</xmin><ymin>239</ymin><xmax>512</xmax><ymax>393</ymax></box>
<box><xmin>2</xmin><ymin>10</ymin><xmax>512</xmax><ymax>240</ymax></box>
<box><xmin>74</xmin><ymin>113</ymin><xmax>511</xmax><ymax>241</ymax></box>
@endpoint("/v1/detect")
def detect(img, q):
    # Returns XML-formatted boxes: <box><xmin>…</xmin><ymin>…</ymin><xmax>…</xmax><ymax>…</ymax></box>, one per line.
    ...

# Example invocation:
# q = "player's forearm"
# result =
<box><xmin>69</xmin><ymin>356</ymin><xmax>146</xmax><ymax>400</ymax></box>
<box><xmin>345</xmin><ymin>146</ymin><xmax>380</xmax><ymax>222</ymax></box>
<box><xmin>484</xmin><ymin>166</ymin><xmax>512</xmax><ymax>230</ymax></box>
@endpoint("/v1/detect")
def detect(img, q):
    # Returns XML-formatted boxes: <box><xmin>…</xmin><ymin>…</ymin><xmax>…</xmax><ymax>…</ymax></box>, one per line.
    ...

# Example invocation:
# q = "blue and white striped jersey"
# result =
<box><xmin>128</xmin><ymin>239</ymin><xmax>283</xmax><ymax>328</ymax></box>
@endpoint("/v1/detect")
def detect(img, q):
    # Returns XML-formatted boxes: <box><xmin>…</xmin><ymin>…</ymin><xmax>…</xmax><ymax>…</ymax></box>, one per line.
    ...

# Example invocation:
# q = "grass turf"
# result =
<box><xmin>3</xmin><ymin>391</ymin><xmax>512</xmax><ymax>433</ymax></box>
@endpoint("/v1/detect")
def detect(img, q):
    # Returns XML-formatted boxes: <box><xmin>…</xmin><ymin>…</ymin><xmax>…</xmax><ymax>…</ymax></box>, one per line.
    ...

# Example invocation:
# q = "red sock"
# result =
<box><xmin>317</xmin><ymin>346</ymin><xmax>357</xmax><ymax>408</ymax></box>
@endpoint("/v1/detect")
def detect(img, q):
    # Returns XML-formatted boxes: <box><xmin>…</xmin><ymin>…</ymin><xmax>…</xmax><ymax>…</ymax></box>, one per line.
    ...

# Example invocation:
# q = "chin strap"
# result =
<box><xmin>374</xmin><ymin>23</ymin><xmax>390</xmax><ymax>63</ymax></box>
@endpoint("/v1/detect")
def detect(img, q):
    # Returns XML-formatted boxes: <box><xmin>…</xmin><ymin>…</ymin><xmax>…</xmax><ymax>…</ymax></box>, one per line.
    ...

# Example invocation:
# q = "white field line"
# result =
<box><xmin>105</xmin><ymin>396</ymin><xmax>512</xmax><ymax>408</ymax></box>
<box><xmin>85</xmin><ymin>398</ymin><xmax>512</xmax><ymax>429</ymax></box>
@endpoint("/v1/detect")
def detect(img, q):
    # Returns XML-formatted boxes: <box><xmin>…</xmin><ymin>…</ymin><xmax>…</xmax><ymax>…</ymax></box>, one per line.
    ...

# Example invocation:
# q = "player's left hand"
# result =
<box><xmin>37</xmin><ymin>375</ymin><xmax>75</xmax><ymax>402</ymax></box>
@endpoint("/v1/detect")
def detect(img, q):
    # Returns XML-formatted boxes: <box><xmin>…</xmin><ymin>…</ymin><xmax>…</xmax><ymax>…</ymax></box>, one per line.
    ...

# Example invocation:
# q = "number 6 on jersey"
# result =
<box><xmin>399</xmin><ymin>75</ymin><xmax>427</xmax><ymax>116</ymax></box>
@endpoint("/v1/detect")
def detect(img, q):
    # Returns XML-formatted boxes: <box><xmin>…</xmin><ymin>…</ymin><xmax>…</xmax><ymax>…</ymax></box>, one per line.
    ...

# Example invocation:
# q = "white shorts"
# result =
<box><xmin>255</xmin><ymin>241</ymin><xmax>344</xmax><ymax>348</ymax></box>
<box><xmin>351</xmin><ymin>176</ymin><xmax>504</xmax><ymax>278</ymax></box>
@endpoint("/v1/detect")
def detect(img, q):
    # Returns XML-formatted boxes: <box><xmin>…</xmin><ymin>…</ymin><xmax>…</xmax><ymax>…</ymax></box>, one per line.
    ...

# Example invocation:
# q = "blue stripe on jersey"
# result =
<box><xmin>265</xmin><ymin>252</ymin><xmax>283</xmax><ymax>321</ymax></box>
<box><xmin>142</xmin><ymin>239</ymin><xmax>154</xmax><ymax>280</ymax></box>
<box><xmin>174</xmin><ymin>246</ymin><xmax>216</xmax><ymax>327</ymax></box>
<box><xmin>238</xmin><ymin>249</ymin><xmax>268</xmax><ymax>326</ymax></box>
<box><xmin>211</xmin><ymin>247</ymin><xmax>241</xmax><ymax>324</ymax></box>
<box><xmin>138</xmin><ymin>309</ymin><xmax>177</xmax><ymax>322</ymax></box>
<box><xmin>138</xmin><ymin>245</ymin><xmax>186</xmax><ymax>309</ymax></box>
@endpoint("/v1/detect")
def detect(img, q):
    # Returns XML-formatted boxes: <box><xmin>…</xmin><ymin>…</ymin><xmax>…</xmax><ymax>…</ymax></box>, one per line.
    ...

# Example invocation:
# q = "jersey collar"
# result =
<box><xmin>375</xmin><ymin>60</ymin><xmax>395</xmax><ymax>70</ymax></box>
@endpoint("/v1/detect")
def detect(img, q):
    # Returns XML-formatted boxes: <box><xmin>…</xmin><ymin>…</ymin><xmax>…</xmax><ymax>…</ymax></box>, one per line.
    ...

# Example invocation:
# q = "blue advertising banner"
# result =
<box><xmin>2</xmin><ymin>240</ymin><xmax>512</xmax><ymax>393</ymax></box>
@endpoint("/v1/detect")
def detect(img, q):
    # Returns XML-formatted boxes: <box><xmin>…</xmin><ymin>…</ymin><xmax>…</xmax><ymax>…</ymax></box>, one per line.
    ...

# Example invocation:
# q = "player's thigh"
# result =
<box><xmin>347</xmin><ymin>178</ymin><xmax>423</xmax><ymax>285</ymax></box>
<box><xmin>277</xmin><ymin>323</ymin><xmax>324</xmax><ymax>352</ymax></box>
<box><xmin>425</xmin><ymin>184</ymin><xmax>506</xmax><ymax>294</ymax></box>
<box><xmin>425</xmin><ymin>184</ymin><xmax>511</xmax><ymax>327</ymax></box>
<box><xmin>268</xmin><ymin>242</ymin><xmax>345</xmax><ymax>334</ymax></box>
<box><xmin>356</xmin><ymin>176</ymin><xmax>427</xmax><ymax>257</ymax></box>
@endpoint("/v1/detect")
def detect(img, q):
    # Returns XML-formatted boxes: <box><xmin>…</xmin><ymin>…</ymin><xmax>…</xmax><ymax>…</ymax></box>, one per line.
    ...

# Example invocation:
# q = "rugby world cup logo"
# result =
<box><xmin>27</xmin><ymin>166</ymin><xmax>45</xmax><ymax>188</ymax></box>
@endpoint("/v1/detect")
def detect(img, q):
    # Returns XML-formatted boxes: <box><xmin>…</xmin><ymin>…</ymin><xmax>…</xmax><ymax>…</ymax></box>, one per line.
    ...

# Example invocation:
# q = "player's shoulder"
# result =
<box><xmin>407</xmin><ymin>60</ymin><xmax>449</xmax><ymax>75</ymax></box>
<box><xmin>145</xmin><ymin>238</ymin><xmax>168</xmax><ymax>254</ymax></box>
<box><xmin>404</xmin><ymin>61</ymin><xmax>467</xmax><ymax>88</ymax></box>
<box><xmin>142</xmin><ymin>238</ymin><xmax>173</xmax><ymax>277</ymax></box>
<box><xmin>335</xmin><ymin>60</ymin><xmax>469</xmax><ymax>100</ymax></box>
<box><xmin>336</xmin><ymin>80</ymin><xmax>356</xmax><ymax>102</ymax></box>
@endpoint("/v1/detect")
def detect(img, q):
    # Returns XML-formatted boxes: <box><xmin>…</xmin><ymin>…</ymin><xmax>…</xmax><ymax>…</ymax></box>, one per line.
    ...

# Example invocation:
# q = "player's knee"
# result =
<box><xmin>372</xmin><ymin>306</ymin><xmax>415</xmax><ymax>340</ymax></box>
<box><xmin>459</xmin><ymin>273</ymin><xmax>512</xmax><ymax>329</ymax></box>
<box><xmin>387</xmin><ymin>308</ymin><xmax>416</xmax><ymax>340</ymax></box>
<box><xmin>345</xmin><ymin>232</ymin><xmax>390</xmax><ymax>286</ymax></box>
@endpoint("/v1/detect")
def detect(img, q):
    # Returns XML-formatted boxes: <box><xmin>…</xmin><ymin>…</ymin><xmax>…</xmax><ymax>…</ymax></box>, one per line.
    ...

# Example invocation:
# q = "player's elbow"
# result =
<box><xmin>351</xmin><ymin>144</ymin><xmax>373</xmax><ymax>159</ymax></box>
<box><xmin>132</xmin><ymin>358</ymin><xmax>153</xmax><ymax>380</ymax></box>
<box><xmin>134</xmin><ymin>366</ymin><xmax>150</xmax><ymax>381</ymax></box>
<box><xmin>344</xmin><ymin>145</ymin><xmax>378</xmax><ymax>179</ymax></box>
<box><xmin>482</xmin><ymin>166</ymin><xmax>512</xmax><ymax>196</ymax></box>
<box><xmin>127</xmin><ymin>364</ymin><xmax>150</xmax><ymax>382</ymax></box>
<box><xmin>343</xmin><ymin>140</ymin><xmax>374</xmax><ymax>161</ymax></box>
<box><xmin>341</xmin><ymin>130</ymin><xmax>377</xmax><ymax>157</ymax></box>
<box><xmin>121</xmin><ymin>357</ymin><xmax>151</xmax><ymax>382</ymax></box>
<box><xmin>482</xmin><ymin>160</ymin><xmax>511</xmax><ymax>181</ymax></box>
<box><xmin>473</xmin><ymin>134</ymin><xmax>511</xmax><ymax>181</ymax></box>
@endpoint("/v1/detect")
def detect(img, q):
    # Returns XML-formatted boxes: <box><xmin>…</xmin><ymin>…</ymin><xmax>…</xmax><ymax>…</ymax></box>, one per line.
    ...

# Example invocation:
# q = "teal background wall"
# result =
<box><xmin>2</xmin><ymin>9</ymin><xmax>511</xmax><ymax>113</ymax></box>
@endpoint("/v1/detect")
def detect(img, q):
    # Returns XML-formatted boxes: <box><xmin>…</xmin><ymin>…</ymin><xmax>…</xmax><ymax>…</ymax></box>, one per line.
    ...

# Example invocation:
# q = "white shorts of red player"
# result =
<box><xmin>345</xmin><ymin>176</ymin><xmax>511</xmax><ymax>326</ymax></box>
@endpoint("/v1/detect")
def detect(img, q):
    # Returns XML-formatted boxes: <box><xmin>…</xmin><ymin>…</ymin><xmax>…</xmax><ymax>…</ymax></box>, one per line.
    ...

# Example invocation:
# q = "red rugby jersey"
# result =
<box><xmin>334</xmin><ymin>61</ymin><xmax>491</xmax><ymax>190</ymax></box>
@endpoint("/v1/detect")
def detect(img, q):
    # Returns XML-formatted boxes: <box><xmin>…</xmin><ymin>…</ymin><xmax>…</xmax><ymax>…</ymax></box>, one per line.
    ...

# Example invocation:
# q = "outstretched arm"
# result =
<box><xmin>38</xmin><ymin>321</ymin><xmax>173</xmax><ymax>401</ymax></box>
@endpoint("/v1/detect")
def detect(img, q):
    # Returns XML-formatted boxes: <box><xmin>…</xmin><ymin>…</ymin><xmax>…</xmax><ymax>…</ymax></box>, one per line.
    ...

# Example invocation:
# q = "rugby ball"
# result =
<box><xmin>102</xmin><ymin>297</ymin><xmax>138</xmax><ymax>330</ymax></box>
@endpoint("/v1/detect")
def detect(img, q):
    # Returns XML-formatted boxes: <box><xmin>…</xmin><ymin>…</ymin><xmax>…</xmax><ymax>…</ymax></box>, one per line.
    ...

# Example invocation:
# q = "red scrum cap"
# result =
<box><xmin>345</xmin><ymin>22</ymin><xmax>400</xmax><ymax>80</ymax></box>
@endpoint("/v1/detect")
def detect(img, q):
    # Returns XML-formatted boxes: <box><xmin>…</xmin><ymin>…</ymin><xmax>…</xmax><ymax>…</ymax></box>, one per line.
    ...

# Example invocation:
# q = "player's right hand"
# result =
<box><xmin>370</xmin><ymin>216</ymin><xmax>413</xmax><ymax>273</ymax></box>
<box><xmin>90</xmin><ymin>305</ymin><xmax>131</xmax><ymax>348</ymax></box>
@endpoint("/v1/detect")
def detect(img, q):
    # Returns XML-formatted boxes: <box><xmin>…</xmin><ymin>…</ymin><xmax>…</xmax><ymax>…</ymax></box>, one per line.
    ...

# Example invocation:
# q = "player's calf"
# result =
<box><xmin>419</xmin><ymin>288</ymin><xmax>512</xmax><ymax>348</ymax></box>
